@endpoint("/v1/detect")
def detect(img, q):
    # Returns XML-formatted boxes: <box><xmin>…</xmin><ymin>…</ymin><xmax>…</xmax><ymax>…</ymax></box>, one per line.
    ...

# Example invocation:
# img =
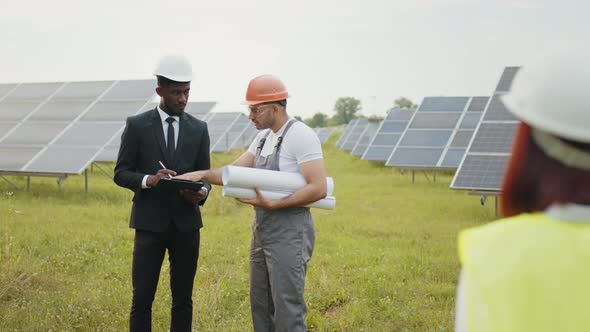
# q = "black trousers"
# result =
<box><xmin>129</xmin><ymin>225</ymin><xmax>200</xmax><ymax>332</ymax></box>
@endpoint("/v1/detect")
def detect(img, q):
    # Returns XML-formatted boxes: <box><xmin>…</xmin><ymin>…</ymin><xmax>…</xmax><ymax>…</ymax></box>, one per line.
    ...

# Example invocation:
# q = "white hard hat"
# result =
<box><xmin>153</xmin><ymin>54</ymin><xmax>193</xmax><ymax>82</ymax></box>
<box><xmin>501</xmin><ymin>50</ymin><xmax>590</xmax><ymax>143</ymax></box>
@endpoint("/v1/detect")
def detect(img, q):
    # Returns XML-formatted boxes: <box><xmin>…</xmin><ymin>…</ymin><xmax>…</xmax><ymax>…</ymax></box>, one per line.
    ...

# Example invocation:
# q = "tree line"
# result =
<box><xmin>299</xmin><ymin>97</ymin><xmax>417</xmax><ymax>128</ymax></box>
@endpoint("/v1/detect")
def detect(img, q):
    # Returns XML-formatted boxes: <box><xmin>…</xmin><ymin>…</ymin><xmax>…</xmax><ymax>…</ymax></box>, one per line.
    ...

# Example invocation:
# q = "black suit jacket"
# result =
<box><xmin>114</xmin><ymin>108</ymin><xmax>211</xmax><ymax>232</ymax></box>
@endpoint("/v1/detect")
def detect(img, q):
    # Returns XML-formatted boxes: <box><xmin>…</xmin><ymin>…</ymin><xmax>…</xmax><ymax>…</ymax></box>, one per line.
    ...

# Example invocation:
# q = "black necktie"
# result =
<box><xmin>166</xmin><ymin>117</ymin><xmax>175</xmax><ymax>160</ymax></box>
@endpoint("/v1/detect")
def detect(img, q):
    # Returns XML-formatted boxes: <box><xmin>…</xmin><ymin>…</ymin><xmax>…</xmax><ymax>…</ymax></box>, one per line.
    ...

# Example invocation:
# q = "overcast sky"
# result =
<box><xmin>1</xmin><ymin>0</ymin><xmax>587</xmax><ymax>118</ymax></box>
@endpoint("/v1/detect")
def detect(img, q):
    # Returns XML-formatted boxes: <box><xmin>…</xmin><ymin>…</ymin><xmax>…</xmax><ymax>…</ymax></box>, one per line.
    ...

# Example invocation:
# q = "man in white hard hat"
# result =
<box><xmin>114</xmin><ymin>54</ymin><xmax>211</xmax><ymax>332</ymax></box>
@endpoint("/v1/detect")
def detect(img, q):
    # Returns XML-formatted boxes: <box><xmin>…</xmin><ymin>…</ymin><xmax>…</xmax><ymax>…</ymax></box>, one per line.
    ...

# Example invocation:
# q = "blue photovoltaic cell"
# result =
<box><xmin>399</xmin><ymin>130</ymin><xmax>452</xmax><ymax>147</ymax></box>
<box><xmin>440</xmin><ymin>148</ymin><xmax>466</xmax><ymax>168</ymax></box>
<box><xmin>386</xmin><ymin>147</ymin><xmax>444</xmax><ymax>167</ymax></box>
<box><xmin>417</xmin><ymin>97</ymin><xmax>470</xmax><ymax>113</ymax></box>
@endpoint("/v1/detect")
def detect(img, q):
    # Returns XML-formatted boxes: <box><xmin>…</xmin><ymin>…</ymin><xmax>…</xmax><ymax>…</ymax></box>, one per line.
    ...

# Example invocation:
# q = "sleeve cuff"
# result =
<box><xmin>141</xmin><ymin>175</ymin><xmax>150</xmax><ymax>189</ymax></box>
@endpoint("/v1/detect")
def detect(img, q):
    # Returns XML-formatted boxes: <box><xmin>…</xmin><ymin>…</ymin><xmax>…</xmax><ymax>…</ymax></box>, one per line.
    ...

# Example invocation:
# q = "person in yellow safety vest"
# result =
<box><xmin>455</xmin><ymin>51</ymin><xmax>590</xmax><ymax>332</ymax></box>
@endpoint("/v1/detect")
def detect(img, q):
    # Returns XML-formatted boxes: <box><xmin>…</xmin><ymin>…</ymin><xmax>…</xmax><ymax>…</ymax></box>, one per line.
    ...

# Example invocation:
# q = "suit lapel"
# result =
<box><xmin>150</xmin><ymin>108</ymin><xmax>170</xmax><ymax>166</ymax></box>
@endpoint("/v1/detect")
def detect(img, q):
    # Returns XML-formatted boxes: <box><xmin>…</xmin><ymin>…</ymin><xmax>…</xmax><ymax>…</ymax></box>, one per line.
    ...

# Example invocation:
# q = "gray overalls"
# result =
<box><xmin>250</xmin><ymin>120</ymin><xmax>316</xmax><ymax>332</ymax></box>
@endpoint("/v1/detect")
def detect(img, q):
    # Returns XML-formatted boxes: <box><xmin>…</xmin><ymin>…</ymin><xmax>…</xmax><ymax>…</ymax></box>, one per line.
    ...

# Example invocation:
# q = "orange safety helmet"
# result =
<box><xmin>245</xmin><ymin>74</ymin><xmax>289</xmax><ymax>106</ymax></box>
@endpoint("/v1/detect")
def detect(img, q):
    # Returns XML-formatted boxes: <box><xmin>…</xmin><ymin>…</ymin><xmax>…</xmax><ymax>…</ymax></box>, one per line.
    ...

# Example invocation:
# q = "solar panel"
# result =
<box><xmin>23</xmin><ymin>146</ymin><xmax>100</xmax><ymax>174</ymax></box>
<box><xmin>0</xmin><ymin>101</ymin><xmax>42</xmax><ymax>121</ymax></box>
<box><xmin>0</xmin><ymin>145</ymin><xmax>43</xmax><ymax>171</ymax></box>
<box><xmin>451</xmin><ymin>67</ymin><xmax>521</xmax><ymax>191</ymax></box>
<box><xmin>495</xmin><ymin>66</ymin><xmax>520</xmax><ymax>93</ymax></box>
<box><xmin>351</xmin><ymin>121</ymin><xmax>381</xmax><ymax>156</ymax></box>
<box><xmin>54</xmin><ymin>122</ymin><xmax>123</xmax><ymax>147</ymax></box>
<box><xmin>28</xmin><ymin>101</ymin><xmax>93</xmax><ymax>121</ymax></box>
<box><xmin>341</xmin><ymin>118</ymin><xmax>369</xmax><ymax>151</ymax></box>
<box><xmin>212</xmin><ymin>113</ymin><xmax>250</xmax><ymax>152</ymax></box>
<box><xmin>3</xmin><ymin>82</ymin><xmax>64</xmax><ymax>101</ymax></box>
<box><xmin>362</xmin><ymin>107</ymin><xmax>415</xmax><ymax>162</ymax></box>
<box><xmin>185</xmin><ymin>102</ymin><xmax>216</xmax><ymax>119</ymax></box>
<box><xmin>385</xmin><ymin>97</ymin><xmax>470</xmax><ymax>169</ymax></box>
<box><xmin>101</xmin><ymin>80</ymin><xmax>154</xmax><ymax>101</ymax></box>
<box><xmin>0</xmin><ymin>84</ymin><xmax>18</xmax><ymax>99</ymax></box>
<box><xmin>52</xmin><ymin>81</ymin><xmax>114</xmax><ymax>100</ymax></box>
<box><xmin>81</xmin><ymin>101</ymin><xmax>148</xmax><ymax>121</ymax></box>
<box><xmin>0</xmin><ymin>122</ymin><xmax>17</xmax><ymax>137</ymax></box>
<box><xmin>315</xmin><ymin>128</ymin><xmax>335</xmax><ymax>144</ymax></box>
<box><xmin>1</xmin><ymin>122</ymin><xmax>69</xmax><ymax>145</ymax></box>
<box><xmin>231</xmin><ymin>121</ymin><xmax>259</xmax><ymax>150</ymax></box>
<box><xmin>206</xmin><ymin>112</ymin><xmax>243</xmax><ymax>152</ymax></box>
<box><xmin>0</xmin><ymin>79</ymin><xmax>156</xmax><ymax>175</ymax></box>
<box><xmin>336</xmin><ymin>119</ymin><xmax>358</xmax><ymax>148</ymax></box>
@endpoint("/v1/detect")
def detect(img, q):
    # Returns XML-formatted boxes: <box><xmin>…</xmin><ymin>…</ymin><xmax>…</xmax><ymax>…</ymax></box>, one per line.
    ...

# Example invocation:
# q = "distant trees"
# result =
<box><xmin>334</xmin><ymin>97</ymin><xmax>361</xmax><ymax>124</ymax></box>
<box><xmin>305</xmin><ymin>112</ymin><xmax>328</xmax><ymax>128</ymax></box>
<box><xmin>394</xmin><ymin>97</ymin><xmax>417</xmax><ymax>109</ymax></box>
<box><xmin>302</xmin><ymin>96</ymin><xmax>363</xmax><ymax>127</ymax></box>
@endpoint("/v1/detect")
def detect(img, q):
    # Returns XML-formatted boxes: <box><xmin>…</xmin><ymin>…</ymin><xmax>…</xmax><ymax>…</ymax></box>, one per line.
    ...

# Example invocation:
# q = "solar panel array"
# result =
<box><xmin>336</xmin><ymin>119</ymin><xmax>358</xmax><ymax>148</ymax></box>
<box><xmin>351</xmin><ymin>120</ymin><xmax>382</xmax><ymax>156</ymax></box>
<box><xmin>451</xmin><ymin>67</ymin><xmax>521</xmax><ymax>191</ymax></box>
<box><xmin>0</xmin><ymin>80</ymin><xmax>155</xmax><ymax>174</ymax></box>
<box><xmin>362</xmin><ymin>107</ymin><xmax>415</xmax><ymax>162</ymax></box>
<box><xmin>341</xmin><ymin>118</ymin><xmax>369</xmax><ymax>151</ymax></box>
<box><xmin>385</xmin><ymin>97</ymin><xmax>471</xmax><ymax>169</ymax></box>
<box><xmin>208</xmin><ymin>112</ymin><xmax>249</xmax><ymax>152</ymax></box>
<box><xmin>95</xmin><ymin>101</ymin><xmax>217</xmax><ymax>162</ymax></box>
<box><xmin>314</xmin><ymin>127</ymin><xmax>336</xmax><ymax>144</ymax></box>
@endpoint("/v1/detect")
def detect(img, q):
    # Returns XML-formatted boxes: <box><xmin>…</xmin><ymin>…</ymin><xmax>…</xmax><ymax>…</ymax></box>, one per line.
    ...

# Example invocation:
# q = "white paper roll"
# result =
<box><xmin>222</xmin><ymin>186</ymin><xmax>336</xmax><ymax>210</ymax></box>
<box><xmin>222</xmin><ymin>166</ymin><xmax>334</xmax><ymax>196</ymax></box>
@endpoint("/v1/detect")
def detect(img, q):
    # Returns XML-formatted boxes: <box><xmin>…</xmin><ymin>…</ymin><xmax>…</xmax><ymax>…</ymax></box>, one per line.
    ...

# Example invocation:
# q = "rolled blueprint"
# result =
<box><xmin>222</xmin><ymin>186</ymin><xmax>336</xmax><ymax>210</ymax></box>
<box><xmin>222</xmin><ymin>165</ymin><xmax>334</xmax><ymax>196</ymax></box>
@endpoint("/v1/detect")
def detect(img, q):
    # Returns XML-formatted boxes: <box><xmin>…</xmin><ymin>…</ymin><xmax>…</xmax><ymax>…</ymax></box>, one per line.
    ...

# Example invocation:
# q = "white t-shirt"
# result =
<box><xmin>247</xmin><ymin>120</ymin><xmax>323</xmax><ymax>173</ymax></box>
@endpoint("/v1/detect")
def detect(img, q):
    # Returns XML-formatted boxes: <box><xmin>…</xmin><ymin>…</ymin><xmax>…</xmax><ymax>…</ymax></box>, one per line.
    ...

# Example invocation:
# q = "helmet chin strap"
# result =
<box><xmin>532</xmin><ymin>129</ymin><xmax>590</xmax><ymax>171</ymax></box>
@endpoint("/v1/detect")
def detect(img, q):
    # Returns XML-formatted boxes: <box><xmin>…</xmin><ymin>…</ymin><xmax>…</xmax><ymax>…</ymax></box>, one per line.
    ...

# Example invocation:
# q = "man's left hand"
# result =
<box><xmin>238</xmin><ymin>187</ymin><xmax>276</xmax><ymax>209</ymax></box>
<box><xmin>180</xmin><ymin>188</ymin><xmax>207</xmax><ymax>204</ymax></box>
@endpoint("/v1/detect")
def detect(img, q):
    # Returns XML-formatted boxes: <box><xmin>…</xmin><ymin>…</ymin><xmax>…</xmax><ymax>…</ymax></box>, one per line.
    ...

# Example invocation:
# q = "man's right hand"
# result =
<box><xmin>146</xmin><ymin>169</ymin><xmax>177</xmax><ymax>187</ymax></box>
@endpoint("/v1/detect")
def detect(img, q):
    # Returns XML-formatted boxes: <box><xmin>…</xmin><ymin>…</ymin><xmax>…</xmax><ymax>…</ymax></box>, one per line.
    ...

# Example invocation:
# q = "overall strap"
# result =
<box><xmin>255</xmin><ymin>129</ymin><xmax>272</xmax><ymax>160</ymax></box>
<box><xmin>270</xmin><ymin>120</ymin><xmax>296</xmax><ymax>169</ymax></box>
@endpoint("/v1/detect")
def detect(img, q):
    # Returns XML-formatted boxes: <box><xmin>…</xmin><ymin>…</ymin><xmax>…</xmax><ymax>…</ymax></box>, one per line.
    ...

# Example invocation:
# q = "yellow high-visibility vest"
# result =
<box><xmin>459</xmin><ymin>212</ymin><xmax>590</xmax><ymax>332</ymax></box>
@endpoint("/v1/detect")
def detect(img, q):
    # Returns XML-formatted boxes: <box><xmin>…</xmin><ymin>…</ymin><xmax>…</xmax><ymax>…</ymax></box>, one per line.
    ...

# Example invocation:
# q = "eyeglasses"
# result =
<box><xmin>248</xmin><ymin>104</ymin><xmax>273</xmax><ymax>115</ymax></box>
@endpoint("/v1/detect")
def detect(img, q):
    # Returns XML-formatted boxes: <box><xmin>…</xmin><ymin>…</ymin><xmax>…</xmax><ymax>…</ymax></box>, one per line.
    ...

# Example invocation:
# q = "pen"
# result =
<box><xmin>158</xmin><ymin>161</ymin><xmax>173</xmax><ymax>178</ymax></box>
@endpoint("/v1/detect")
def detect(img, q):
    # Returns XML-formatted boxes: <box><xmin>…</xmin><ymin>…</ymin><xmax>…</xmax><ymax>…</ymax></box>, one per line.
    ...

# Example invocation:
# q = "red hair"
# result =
<box><xmin>501</xmin><ymin>123</ymin><xmax>590</xmax><ymax>217</ymax></box>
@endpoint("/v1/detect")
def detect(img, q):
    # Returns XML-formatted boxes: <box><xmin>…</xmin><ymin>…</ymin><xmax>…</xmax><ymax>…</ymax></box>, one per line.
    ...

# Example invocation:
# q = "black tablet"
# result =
<box><xmin>156</xmin><ymin>178</ymin><xmax>205</xmax><ymax>191</ymax></box>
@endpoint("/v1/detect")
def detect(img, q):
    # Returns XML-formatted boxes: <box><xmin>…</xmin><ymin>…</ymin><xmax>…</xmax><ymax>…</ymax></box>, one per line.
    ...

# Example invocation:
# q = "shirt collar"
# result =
<box><xmin>157</xmin><ymin>105</ymin><xmax>179</xmax><ymax>123</ymax></box>
<box><xmin>545</xmin><ymin>203</ymin><xmax>590</xmax><ymax>223</ymax></box>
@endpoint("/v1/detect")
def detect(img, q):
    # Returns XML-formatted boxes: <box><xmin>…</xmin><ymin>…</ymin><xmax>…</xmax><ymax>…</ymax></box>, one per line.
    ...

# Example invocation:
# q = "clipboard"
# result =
<box><xmin>156</xmin><ymin>178</ymin><xmax>205</xmax><ymax>191</ymax></box>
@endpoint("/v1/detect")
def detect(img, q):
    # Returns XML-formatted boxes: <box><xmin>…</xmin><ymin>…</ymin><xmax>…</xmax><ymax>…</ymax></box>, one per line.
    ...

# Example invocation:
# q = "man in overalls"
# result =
<box><xmin>178</xmin><ymin>74</ymin><xmax>327</xmax><ymax>331</ymax></box>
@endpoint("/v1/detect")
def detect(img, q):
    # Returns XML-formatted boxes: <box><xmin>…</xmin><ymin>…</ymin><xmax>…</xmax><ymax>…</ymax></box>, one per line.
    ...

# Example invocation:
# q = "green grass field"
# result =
<box><xmin>0</xmin><ymin>134</ymin><xmax>496</xmax><ymax>331</ymax></box>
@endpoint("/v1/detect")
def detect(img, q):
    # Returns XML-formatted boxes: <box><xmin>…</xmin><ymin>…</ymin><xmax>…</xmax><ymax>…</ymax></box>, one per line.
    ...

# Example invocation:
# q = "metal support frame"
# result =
<box><xmin>92</xmin><ymin>162</ymin><xmax>113</xmax><ymax>179</ymax></box>
<box><xmin>469</xmin><ymin>191</ymin><xmax>500</xmax><ymax>217</ymax></box>
<box><xmin>0</xmin><ymin>175</ymin><xmax>21</xmax><ymax>189</ymax></box>
<box><xmin>84</xmin><ymin>169</ymin><xmax>88</xmax><ymax>193</ymax></box>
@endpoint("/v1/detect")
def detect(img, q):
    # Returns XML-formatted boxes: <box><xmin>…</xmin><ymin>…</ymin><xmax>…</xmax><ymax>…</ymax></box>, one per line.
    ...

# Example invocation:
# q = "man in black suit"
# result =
<box><xmin>114</xmin><ymin>54</ymin><xmax>211</xmax><ymax>332</ymax></box>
